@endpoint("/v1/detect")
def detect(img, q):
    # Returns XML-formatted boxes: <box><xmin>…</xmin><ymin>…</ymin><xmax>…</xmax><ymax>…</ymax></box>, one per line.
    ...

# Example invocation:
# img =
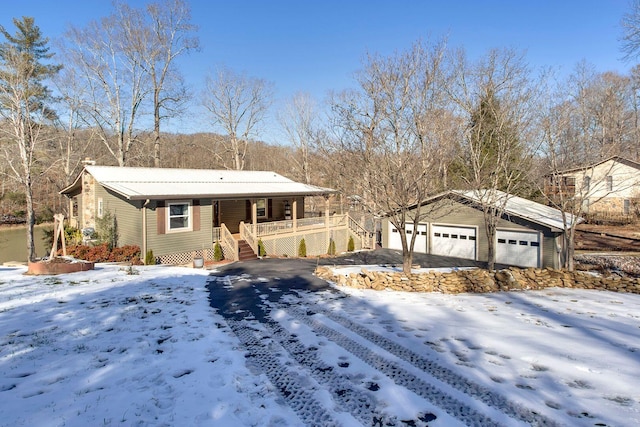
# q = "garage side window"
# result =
<box><xmin>168</xmin><ymin>201</ymin><xmax>191</xmax><ymax>232</ymax></box>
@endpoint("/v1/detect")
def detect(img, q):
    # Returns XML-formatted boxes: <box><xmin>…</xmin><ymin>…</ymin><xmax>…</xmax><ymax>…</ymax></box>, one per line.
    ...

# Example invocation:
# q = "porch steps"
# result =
<box><xmin>238</xmin><ymin>240</ymin><xmax>258</xmax><ymax>261</ymax></box>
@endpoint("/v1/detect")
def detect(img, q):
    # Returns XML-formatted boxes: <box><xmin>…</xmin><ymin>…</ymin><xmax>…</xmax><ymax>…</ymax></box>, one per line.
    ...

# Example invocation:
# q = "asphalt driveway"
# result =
<box><xmin>204</xmin><ymin>249</ymin><xmax>554</xmax><ymax>426</ymax></box>
<box><xmin>206</xmin><ymin>248</ymin><xmax>485</xmax><ymax>321</ymax></box>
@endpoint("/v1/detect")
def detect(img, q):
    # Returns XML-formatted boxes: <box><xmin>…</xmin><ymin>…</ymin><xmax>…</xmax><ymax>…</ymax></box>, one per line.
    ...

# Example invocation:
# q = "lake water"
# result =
<box><xmin>0</xmin><ymin>225</ymin><xmax>49</xmax><ymax>263</ymax></box>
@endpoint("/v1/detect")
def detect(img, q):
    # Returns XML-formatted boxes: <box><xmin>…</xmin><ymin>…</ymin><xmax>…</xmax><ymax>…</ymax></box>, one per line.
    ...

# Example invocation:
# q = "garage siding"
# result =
<box><xmin>381</xmin><ymin>197</ymin><xmax>562</xmax><ymax>268</ymax></box>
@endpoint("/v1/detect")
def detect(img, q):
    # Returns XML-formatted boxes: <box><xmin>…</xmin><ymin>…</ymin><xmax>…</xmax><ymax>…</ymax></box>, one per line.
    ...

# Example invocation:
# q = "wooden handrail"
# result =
<box><xmin>219</xmin><ymin>223</ymin><xmax>238</xmax><ymax>261</ymax></box>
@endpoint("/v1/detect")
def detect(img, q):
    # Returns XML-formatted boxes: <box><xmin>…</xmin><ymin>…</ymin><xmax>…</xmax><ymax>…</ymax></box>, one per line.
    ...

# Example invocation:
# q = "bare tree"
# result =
<box><xmin>447</xmin><ymin>48</ymin><xmax>538</xmax><ymax>270</ymax></box>
<box><xmin>118</xmin><ymin>0</ymin><xmax>198</xmax><ymax>167</ymax></box>
<box><xmin>539</xmin><ymin>66</ymin><xmax>633</xmax><ymax>270</ymax></box>
<box><xmin>62</xmin><ymin>10</ymin><xmax>148</xmax><ymax>167</ymax></box>
<box><xmin>621</xmin><ymin>0</ymin><xmax>640</xmax><ymax>62</ymax></box>
<box><xmin>277</xmin><ymin>92</ymin><xmax>321</xmax><ymax>184</ymax></box>
<box><xmin>48</xmin><ymin>66</ymin><xmax>97</xmax><ymax>186</ymax></box>
<box><xmin>329</xmin><ymin>39</ymin><xmax>450</xmax><ymax>274</ymax></box>
<box><xmin>0</xmin><ymin>17</ymin><xmax>61</xmax><ymax>261</ymax></box>
<box><xmin>202</xmin><ymin>66</ymin><xmax>274</xmax><ymax>170</ymax></box>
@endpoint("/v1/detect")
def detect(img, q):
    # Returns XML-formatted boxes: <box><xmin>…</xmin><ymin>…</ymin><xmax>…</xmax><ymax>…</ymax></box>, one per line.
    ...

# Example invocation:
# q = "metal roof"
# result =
<box><xmin>450</xmin><ymin>189</ymin><xmax>582</xmax><ymax>231</ymax></box>
<box><xmin>61</xmin><ymin>166</ymin><xmax>335</xmax><ymax>200</ymax></box>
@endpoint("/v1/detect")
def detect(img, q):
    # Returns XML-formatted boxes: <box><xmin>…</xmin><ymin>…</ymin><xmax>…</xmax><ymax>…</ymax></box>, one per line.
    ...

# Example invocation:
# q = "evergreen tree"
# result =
<box><xmin>464</xmin><ymin>89</ymin><xmax>525</xmax><ymax>192</ymax></box>
<box><xmin>0</xmin><ymin>17</ymin><xmax>61</xmax><ymax>261</ymax></box>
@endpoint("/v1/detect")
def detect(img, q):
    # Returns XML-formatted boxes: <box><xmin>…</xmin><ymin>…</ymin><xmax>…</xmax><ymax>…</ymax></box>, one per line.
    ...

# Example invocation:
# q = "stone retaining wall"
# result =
<box><xmin>314</xmin><ymin>266</ymin><xmax>640</xmax><ymax>294</ymax></box>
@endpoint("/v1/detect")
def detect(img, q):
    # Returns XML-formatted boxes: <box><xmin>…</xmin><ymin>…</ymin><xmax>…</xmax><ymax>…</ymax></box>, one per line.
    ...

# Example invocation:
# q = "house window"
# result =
<box><xmin>97</xmin><ymin>198</ymin><xmax>104</xmax><ymax>219</ymax></box>
<box><xmin>256</xmin><ymin>198</ymin><xmax>267</xmax><ymax>218</ymax></box>
<box><xmin>167</xmin><ymin>201</ymin><xmax>191</xmax><ymax>232</ymax></box>
<box><xmin>606</xmin><ymin>175</ymin><xmax>613</xmax><ymax>191</ymax></box>
<box><xmin>624</xmin><ymin>199</ymin><xmax>631</xmax><ymax>215</ymax></box>
<box><xmin>582</xmin><ymin>176</ymin><xmax>590</xmax><ymax>192</ymax></box>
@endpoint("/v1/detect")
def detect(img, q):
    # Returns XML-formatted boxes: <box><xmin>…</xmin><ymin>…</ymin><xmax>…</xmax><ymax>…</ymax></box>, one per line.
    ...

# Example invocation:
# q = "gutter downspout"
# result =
<box><xmin>142</xmin><ymin>199</ymin><xmax>150</xmax><ymax>262</ymax></box>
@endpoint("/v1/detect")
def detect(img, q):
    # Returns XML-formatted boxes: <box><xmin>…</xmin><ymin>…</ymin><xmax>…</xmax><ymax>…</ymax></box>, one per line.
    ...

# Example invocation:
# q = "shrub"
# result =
<box><xmin>213</xmin><ymin>241</ymin><xmax>223</xmax><ymax>261</ymax></box>
<box><xmin>145</xmin><ymin>250</ymin><xmax>155</xmax><ymax>265</ymax></box>
<box><xmin>347</xmin><ymin>235</ymin><xmax>355</xmax><ymax>252</ymax></box>
<box><xmin>298</xmin><ymin>238</ymin><xmax>307</xmax><ymax>257</ymax></box>
<box><xmin>42</xmin><ymin>225</ymin><xmax>83</xmax><ymax>252</ymax></box>
<box><xmin>257</xmin><ymin>239</ymin><xmax>266</xmax><ymax>257</ymax></box>
<box><xmin>327</xmin><ymin>238</ymin><xmax>336</xmax><ymax>256</ymax></box>
<box><xmin>95</xmin><ymin>211</ymin><xmax>118</xmax><ymax>249</ymax></box>
<box><xmin>62</xmin><ymin>243</ymin><xmax>141</xmax><ymax>264</ymax></box>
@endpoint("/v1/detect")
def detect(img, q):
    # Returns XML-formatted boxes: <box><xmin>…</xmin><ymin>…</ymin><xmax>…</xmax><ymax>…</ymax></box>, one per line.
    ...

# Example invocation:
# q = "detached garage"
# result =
<box><xmin>381</xmin><ymin>190</ymin><xmax>581</xmax><ymax>269</ymax></box>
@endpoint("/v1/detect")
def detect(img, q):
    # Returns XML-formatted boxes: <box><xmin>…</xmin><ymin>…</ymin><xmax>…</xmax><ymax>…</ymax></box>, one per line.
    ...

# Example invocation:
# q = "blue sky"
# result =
<box><xmin>0</xmin><ymin>0</ymin><xmax>633</xmax><ymax>143</ymax></box>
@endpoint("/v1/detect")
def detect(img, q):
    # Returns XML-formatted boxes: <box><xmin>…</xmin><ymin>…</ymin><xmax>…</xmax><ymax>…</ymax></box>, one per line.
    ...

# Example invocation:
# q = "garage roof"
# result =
<box><xmin>60</xmin><ymin>166</ymin><xmax>336</xmax><ymax>200</ymax></box>
<box><xmin>450</xmin><ymin>190</ymin><xmax>582</xmax><ymax>231</ymax></box>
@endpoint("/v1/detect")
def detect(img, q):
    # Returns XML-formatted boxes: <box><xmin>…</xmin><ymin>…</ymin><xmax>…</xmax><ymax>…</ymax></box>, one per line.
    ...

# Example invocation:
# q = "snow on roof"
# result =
<box><xmin>451</xmin><ymin>189</ymin><xmax>582</xmax><ymax>231</ymax></box>
<box><xmin>62</xmin><ymin>166</ymin><xmax>335</xmax><ymax>200</ymax></box>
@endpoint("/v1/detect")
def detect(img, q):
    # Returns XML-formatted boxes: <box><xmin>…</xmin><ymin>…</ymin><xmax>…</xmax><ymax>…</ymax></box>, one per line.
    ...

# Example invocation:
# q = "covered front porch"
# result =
<box><xmin>212</xmin><ymin>199</ymin><xmax>374</xmax><ymax>260</ymax></box>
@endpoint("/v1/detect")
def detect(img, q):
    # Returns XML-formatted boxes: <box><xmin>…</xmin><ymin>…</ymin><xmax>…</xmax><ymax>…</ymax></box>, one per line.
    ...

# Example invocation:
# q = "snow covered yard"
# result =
<box><xmin>0</xmin><ymin>264</ymin><xmax>297</xmax><ymax>426</ymax></box>
<box><xmin>1</xmin><ymin>262</ymin><xmax>639</xmax><ymax>426</ymax></box>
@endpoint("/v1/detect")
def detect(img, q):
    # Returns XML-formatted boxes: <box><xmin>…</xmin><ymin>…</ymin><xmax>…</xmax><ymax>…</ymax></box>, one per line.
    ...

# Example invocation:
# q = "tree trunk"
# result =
<box><xmin>566</xmin><ymin>228</ymin><xmax>576</xmax><ymax>271</ymax></box>
<box><xmin>25</xmin><ymin>176</ymin><xmax>36</xmax><ymax>262</ymax></box>
<box><xmin>486</xmin><ymin>221</ymin><xmax>496</xmax><ymax>271</ymax></box>
<box><xmin>153</xmin><ymin>92</ymin><xmax>161</xmax><ymax>167</ymax></box>
<box><xmin>402</xmin><ymin>250</ymin><xmax>413</xmax><ymax>275</ymax></box>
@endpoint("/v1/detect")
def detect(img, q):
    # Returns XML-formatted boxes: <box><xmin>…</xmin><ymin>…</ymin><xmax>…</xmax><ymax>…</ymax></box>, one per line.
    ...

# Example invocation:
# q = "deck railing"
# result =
<box><xmin>255</xmin><ymin>214</ymin><xmax>348</xmax><ymax>237</ymax></box>
<box><xmin>240</xmin><ymin>221</ymin><xmax>258</xmax><ymax>253</ymax></box>
<box><xmin>348</xmin><ymin>216</ymin><xmax>375</xmax><ymax>248</ymax></box>
<box><xmin>219</xmin><ymin>223</ymin><xmax>238</xmax><ymax>261</ymax></box>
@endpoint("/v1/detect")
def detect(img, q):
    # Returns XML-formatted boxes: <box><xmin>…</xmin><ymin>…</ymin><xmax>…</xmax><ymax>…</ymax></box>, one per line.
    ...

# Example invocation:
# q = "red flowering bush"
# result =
<box><xmin>60</xmin><ymin>243</ymin><xmax>142</xmax><ymax>264</ymax></box>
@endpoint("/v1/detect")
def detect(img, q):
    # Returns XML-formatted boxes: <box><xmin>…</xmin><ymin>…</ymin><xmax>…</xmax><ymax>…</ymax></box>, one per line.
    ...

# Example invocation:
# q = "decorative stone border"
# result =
<box><xmin>315</xmin><ymin>266</ymin><xmax>640</xmax><ymax>294</ymax></box>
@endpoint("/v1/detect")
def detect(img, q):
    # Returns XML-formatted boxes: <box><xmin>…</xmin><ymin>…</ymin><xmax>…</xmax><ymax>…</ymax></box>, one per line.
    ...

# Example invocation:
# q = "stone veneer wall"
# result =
<box><xmin>82</xmin><ymin>172</ymin><xmax>96</xmax><ymax>229</ymax></box>
<box><xmin>315</xmin><ymin>266</ymin><xmax>640</xmax><ymax>294</ymax></box>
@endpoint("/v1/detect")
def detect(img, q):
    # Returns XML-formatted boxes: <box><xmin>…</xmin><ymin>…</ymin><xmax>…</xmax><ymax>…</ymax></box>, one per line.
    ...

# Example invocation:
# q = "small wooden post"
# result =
<box><xmin>50</xmin><ymin>214</ymin><xmax>66</xmax><ymax>258</ymax></box>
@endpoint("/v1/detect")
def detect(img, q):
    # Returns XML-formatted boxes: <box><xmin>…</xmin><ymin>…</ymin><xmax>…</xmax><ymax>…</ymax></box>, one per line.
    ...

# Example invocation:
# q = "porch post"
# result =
<box><xmin>325</xmin><ymin>196</ymin><xmax>331</xmax><ymax>250</ymax></box>
<box><xmin>252</xmin><ymin>199</ymin><xmax>258</xmax><ymax>234</ymax></box>
<box><xmin>325</xmin><ymin>196</ymin><xmax>330</xmax><ymax>228</ymax></box>
<box><xmin>292</xmin><ymin>199</ymin><xmax>298</xmax><ymax>232</ymax></box>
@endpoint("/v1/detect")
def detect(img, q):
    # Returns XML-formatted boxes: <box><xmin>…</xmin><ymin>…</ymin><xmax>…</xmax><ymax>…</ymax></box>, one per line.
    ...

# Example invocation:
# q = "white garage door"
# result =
<box><xmin>387</xmin><ymin>222</ymin><xmax>403</xmax><ymax>250</ymax></box>
<box><xmin>408</xmin><ymin>223</ymin><xmax>428</xmax><ymax>253</ymax></box>
<box><xmin>431</xmin><ymin>225</ymin><xmax>476</xmax><ymax>260</ymax></box>
<box><xmin>496</xmin><ymin>230</ymin><xmax>541</xmax><ymax>268</ymax></box>
<box><xmin>387</xmin><ymin>223</ymin><xmax>428</xmax><ymax>253</ymax></box>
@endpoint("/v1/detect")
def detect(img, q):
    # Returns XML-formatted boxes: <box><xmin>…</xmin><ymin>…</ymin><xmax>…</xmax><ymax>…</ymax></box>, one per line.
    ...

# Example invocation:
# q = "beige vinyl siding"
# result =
<box><xmin>146</xmin><ymin>199</ymin><xmax>213</xmax><ymax>257</ymax></box>
<box><xmin>219</xmin><ymin>200</ymin><xmax>247</xmax><ymax>233</ymax></box>
<box><xmin>269</xmin><ymin>197</ymin><xmax>304</xmax><ymax>220</ymax></box>
<box><xmin>96</xmin><ymin>186</ymin><xmax>143</xmax><ymax>247</ymax></box>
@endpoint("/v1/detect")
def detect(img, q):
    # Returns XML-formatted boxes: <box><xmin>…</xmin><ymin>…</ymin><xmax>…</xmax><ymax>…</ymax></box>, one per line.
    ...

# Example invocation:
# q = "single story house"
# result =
<box><xmin>382</xmin><ymin>190</ymin><xmax>581</xmax><ymax>268</ymax></box>
<box><xmin>544</xmin><ymin>156</ymin><xmax>640</xmax><ymax>216</ymax></box>
<box><xmin>60</xmin><ymin>165</ymin><xmax>373</xmax><ymax>264</ymax></box>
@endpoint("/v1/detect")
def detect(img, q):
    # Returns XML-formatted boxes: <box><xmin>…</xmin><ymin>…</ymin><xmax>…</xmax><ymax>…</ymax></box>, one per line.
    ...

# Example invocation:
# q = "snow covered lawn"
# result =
<box><xmin>1</xmin><ymin>263</ymin><xmax>639</xmax><ymax>426</ymax></box>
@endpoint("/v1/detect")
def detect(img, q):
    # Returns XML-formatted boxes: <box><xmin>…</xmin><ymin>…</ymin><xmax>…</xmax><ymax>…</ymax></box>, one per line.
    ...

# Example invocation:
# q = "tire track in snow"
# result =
<box><xmin>274</xmin><ymin>302</ymin><xmax>504</xmax><ymax>427</ymax></box>
<box><xmin>280</xmin><ymin>293</ymin><xmax>561</xmax><ymax>427</ymax></box>
<box><xmin>226</xmin><ymin>318</ymin><xmax>341</xmax><ymax>426</ymax></box>
<box><xmin>208</xmin><ymin>276</ymin><xmax>396</xmax><ymax>426</ymax></box>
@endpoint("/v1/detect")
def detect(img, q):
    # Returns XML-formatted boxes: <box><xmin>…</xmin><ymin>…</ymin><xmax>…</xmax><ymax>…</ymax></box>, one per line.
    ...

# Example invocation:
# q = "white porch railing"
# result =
<box><xmin>219</xmin><ymin>223</ymin><xmax>238</xmax><ymax>261</ymax></box>
<box><xmin>240</xmin><ymin>221</ymin><xmax>258</xmax><ymax>254</ymax></box>
<box><xmin>212</xmin><ymin>227</ymin><xmax>221</xmax><ymax>243</ymax></box>
<box><xmin>255</xmin><ymin>213</ymin><xmax>348</xmax><ymax>237</ymax></box>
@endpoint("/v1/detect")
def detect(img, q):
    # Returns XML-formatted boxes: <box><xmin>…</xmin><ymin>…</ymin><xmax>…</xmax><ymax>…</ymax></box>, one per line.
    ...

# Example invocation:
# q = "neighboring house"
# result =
<box><xmin>60</xmin><ymin>165</ymin><xmax>373</xmax><ymax>264</ymax></box>
<box><xmin>544</xmin><ymin>156</ymin><xmax>640</xmax><ymax>216</ymax></box>
<box><xmin>381</xmin><ymin>190</ymin><xmax>581</xmax><ymax>269</ymax></box>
